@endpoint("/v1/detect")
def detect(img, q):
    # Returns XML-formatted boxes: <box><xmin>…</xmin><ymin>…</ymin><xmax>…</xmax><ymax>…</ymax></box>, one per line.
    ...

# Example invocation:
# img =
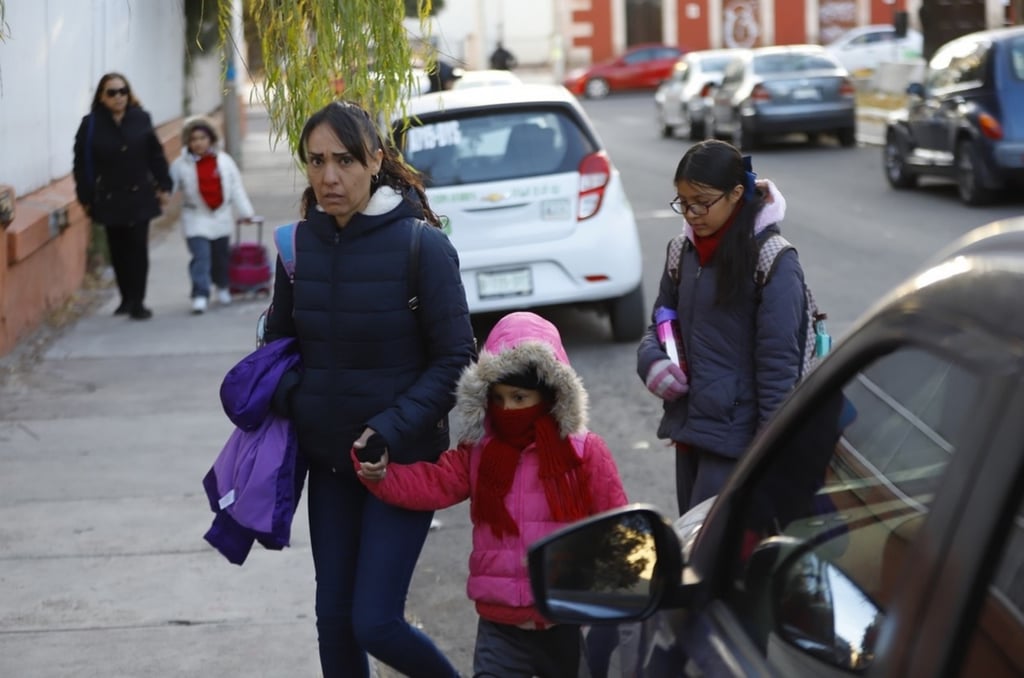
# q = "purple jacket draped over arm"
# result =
<box><xmin>203</xmin><ymin>338</ymin><xmax>306</xmax><ymax>565</ymax></box>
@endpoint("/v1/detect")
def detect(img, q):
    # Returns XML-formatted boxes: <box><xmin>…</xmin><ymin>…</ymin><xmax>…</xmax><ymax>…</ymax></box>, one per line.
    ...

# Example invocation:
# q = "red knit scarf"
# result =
<box><xmin>473</xmin><ymin>401</ymin><xmax>593</xmax><ymax>538</ymax></box>
<box><xmin>692</xmin><ymin>200</ymin><xmax>742</xmax><ymax>265</ymax></box>
<box><xmin>196</xmin><ymin>154</ymin><xmax>224</xmax><ymax>210</ymax></box>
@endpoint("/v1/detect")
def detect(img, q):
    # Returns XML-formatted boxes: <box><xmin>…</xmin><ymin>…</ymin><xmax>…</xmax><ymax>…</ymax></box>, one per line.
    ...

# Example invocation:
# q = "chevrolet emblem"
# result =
<box><xmin>482</xmin><ymin>193</ymin><xmax>507</xmax><ymax>203</ymax></box>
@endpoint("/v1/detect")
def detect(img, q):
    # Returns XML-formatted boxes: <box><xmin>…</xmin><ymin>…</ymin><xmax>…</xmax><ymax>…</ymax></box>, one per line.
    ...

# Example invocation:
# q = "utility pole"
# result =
<box><xmin>223</xmin><ymin>0</ymin><xmax>244</xmax><ymax>165</ymax></box>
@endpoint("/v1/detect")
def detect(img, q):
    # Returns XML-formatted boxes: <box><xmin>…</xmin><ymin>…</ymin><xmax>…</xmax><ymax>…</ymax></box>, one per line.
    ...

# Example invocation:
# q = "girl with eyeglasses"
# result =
<box><xmin>636</xmin><ymin>139</ymin><xmax>807</xmax><ymax>515</ymax></box>
<box><xmin>73</xmin><ymin>72</ymin><xmax>172</xmax><ymax>320</ymax></box>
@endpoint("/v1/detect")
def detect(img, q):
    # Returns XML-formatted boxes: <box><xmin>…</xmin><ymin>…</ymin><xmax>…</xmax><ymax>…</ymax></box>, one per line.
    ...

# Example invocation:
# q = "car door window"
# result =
<box><xmin>624</xmin><ymin>49</ymin><xmax>653</xmax><ymax>65</ymax></box>
<box><xmin>724</xmin><ymin>347</ymin><xmax>980</xmax><ymax>672</ymax></box>
<box><xmin>959</xmin><ymin>495</ymin><xmax>1024</xmax><ymax>677</ymax></box>
<box><xmin>927</xmin><ymin>38</ymin><xmax>988</xmax><ymax>91</ymax></box>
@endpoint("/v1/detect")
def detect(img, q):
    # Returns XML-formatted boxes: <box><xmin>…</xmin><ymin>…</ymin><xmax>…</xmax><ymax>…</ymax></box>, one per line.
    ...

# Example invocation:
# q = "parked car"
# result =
<box><xmin>654</xmin><ymin>48</ymin><xmax>749</xmax><ymax>140</ymax></box>
<box><xmin>825</xmin><ymin>24</ymin><xmax>924</xmax><ymax>75</ymax></box>
<box><xmin>883</xmin><ymin>25</ymin><xmax>1024</xmax><ymax>206</ymax></box>
<box><xmin>393</xmin><ymin>84</ymin><xmax>646</xmax><ymax>341</ymax></box>
<box><xmin>452</xmin><ymin>69</ymin><xmax>523</xmax><ymax>90</ymax></box>
<box><xmin>707</xmin><ymin>44</ymin><xmax>857</xmax><ymax>149</ymax></box>
<box><xmin>563</xmin><ymin>43</ymin><xmax>683</xmax><ymax>99</ymax></box>
<box><xmin>529</xmin><ymin>215</ymin><xmax>1024</xmax><ymax>676</ymax></box>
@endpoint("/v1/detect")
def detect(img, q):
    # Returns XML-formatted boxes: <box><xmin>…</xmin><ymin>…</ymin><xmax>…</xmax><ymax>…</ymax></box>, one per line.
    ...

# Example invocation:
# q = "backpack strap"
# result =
<box><xmin>667</xmin><ymin>234</ymin><xmax>688</xmax><ymax>283</ymax></box>
<box><xmin>754</xmin><ymin>234</ymin><xmax>793</xmax><ymax>295</ymax></box>
<box><xmin>273</xmin><ymin>222</ymin><xmax>299</xmax><ymax>283</ymax></box>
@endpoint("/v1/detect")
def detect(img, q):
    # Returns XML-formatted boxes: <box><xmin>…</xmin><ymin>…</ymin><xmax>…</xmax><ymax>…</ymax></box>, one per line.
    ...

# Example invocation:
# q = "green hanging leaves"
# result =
<box><xmin>226</xmin><ymin>0</ymin><xmax>434</xmax><ymax>154</ymax></box>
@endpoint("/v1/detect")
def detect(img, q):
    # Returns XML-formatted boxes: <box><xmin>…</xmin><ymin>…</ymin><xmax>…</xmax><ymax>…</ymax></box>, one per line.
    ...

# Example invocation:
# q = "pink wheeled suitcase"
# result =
<box><xmin>228</xmin><ymin>216</ymin><xmax>273</xmax><ymax>295</ymax></box>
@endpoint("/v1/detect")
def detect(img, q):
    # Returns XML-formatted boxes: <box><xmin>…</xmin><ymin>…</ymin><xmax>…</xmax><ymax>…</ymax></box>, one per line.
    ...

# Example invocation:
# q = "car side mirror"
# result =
<box><xmin>906</xmin><ymin>82</ymin><xmax>925</xmax><ymax>98</ymax></box>
<box><xmin>527</xmin><ymin>505</ymin><xmax>683</xmax><ymax>625</ymax></box>
<box><xmin>774</xmin><ymin>550</ymin><xmax>883</xmax><ymax>670</ymax></box>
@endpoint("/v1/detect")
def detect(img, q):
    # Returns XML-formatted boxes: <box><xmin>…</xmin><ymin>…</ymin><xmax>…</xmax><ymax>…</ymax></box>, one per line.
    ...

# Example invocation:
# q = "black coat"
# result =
<box><xmin>73</xmin><ymin>105</ymin><xmax>172</xmax><ymax>226</ymax></box>
<box><xmin>264</xmin><ymin>188</ymin><xmax>476</xmax><ymax>471</ymax></box>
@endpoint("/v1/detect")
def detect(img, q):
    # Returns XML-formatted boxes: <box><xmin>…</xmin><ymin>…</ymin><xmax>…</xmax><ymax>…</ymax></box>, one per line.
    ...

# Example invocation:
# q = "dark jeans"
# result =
<box><xmin>307</xmin><ymin>467</ymin><xmax>458</xmax><ymax>678</ymax></box>
<box><xmin>186</xmin><ymin>235</ymin><xmax>229</xmax><ymax>299</ymax></box>
<box><xmin>675</xmin><ymin>444</ymin><xmax>737</xmax><ymax>515</ymax></box>
<box><xmin>105</xmin><ymin>222</ymin><xmax>150</xmax><ymax>310</ymax></box>
<box><xmin>473</xmin><ymin>618</ymin><xmax>581</xmax><ymax>678</ymax></box>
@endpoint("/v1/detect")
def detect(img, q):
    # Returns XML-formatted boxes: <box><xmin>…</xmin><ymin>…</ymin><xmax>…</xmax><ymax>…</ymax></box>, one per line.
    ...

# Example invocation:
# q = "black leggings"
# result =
<box><xmin>105</xmin><ymin>222</ymin><xmax>150</xmax><ymax>309</ymax></box>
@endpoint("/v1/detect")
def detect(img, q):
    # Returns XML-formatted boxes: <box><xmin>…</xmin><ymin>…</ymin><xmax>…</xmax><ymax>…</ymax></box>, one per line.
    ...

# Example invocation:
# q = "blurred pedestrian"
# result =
<box><xmin>489</xmin><ymin>41</ymin><xmax>518</xmax><ymax>70</ymax></box>
<box><xmin>637</xmin><ymin>139</ymin><xmax>805</xmax><ymax>514</ymax></box>
<box><xmin>261</xmin><ymin>100</ymin><xmax>476</xmax><ymax>678</ymax></box>
<box><xmin>427</xmin><ymin>58</ymin><xmax>462</xmax><ymax>92</ymax></box>
<box><xmin>356</xmin><ymin>311</ymin><xmax>629</xmax><ymax>678</ymax></box>
<box><xmin>169</xmin><ymin>116</ymin><xmax>255</xmax><ymax>314</ymax></box>
<box><xmin>73</xmin><ymin>72</ymin><xmax>172</xmax><ymax>320</ymax></box>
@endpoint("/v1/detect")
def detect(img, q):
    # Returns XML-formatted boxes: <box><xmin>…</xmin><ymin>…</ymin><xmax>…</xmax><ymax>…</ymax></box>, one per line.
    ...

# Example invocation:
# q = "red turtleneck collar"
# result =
<box><xmin>692</xmin><ymin>200</ymin><xmax>742</xmax><ymax>266</ymax></box>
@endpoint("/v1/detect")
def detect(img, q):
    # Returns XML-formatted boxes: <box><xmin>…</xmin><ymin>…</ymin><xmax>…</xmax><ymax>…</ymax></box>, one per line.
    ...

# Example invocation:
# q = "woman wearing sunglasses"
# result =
<box><xmin>73</xmin><ymin>72</ymin><xmax>172</xmax><ymax>320</ymax></box>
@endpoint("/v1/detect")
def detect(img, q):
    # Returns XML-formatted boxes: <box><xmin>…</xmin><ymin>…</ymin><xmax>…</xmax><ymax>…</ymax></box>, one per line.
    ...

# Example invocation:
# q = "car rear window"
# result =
<box><xmin>399</xmin><ymin>108</ymin><xmax>596</xmax><ymax>187</ymax></box>
<box><xmin>701</xmin><ymin>56</ymin><xmax>736</xmax><ymax>73</ymax></box>
<box><xmin>753</xmin><ymin>52</ymin><xmax>840</xmax><ymax>74</ymax></box>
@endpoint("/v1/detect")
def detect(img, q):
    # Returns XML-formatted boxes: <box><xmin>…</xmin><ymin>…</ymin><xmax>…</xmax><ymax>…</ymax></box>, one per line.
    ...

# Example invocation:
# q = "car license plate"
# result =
<box><xmin>792</xmin><ymin>87</ymin><xmax>820</xmax><ymax>101</ymax></box>
<box><xmin>478</xmin><ymin>269</ymin><xmax>532</xmax><ymax>299</ymax></box>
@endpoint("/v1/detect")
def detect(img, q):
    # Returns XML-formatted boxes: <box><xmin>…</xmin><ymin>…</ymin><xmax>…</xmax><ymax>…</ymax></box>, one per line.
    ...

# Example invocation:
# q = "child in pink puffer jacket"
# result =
<box><xmin>353</xmin><ymin>311</ymin><xmax>628</xmax><ymax>677</ymax></box>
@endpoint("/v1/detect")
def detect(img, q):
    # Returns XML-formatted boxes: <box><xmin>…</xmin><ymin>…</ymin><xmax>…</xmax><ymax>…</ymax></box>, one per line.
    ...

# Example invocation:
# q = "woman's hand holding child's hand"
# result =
<box><xmin>645</xmin><ymin>359</ymin><xmax>689</xmax><ymax>401</ymax></box>
<box><xmin>356</xmin><ymin>451</ymin><xmax>389</xmax><ymax>482</ymax></box>
<box><xmin>352</xmin><ymin>429</ymin><xmax>389</xmax><ymax>482</ymax></box>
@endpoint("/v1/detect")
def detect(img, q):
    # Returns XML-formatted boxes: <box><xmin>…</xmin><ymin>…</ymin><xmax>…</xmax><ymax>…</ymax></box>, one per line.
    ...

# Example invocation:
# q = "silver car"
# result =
<box><xmin>708</xmin><ymin>44</ymin><xmax>857</xmax><ymax>149</ymax></box>
<box><xmin>654</xmin><ymin>48</ymin><xmax>750</xmax><ymax>140</ymax></box>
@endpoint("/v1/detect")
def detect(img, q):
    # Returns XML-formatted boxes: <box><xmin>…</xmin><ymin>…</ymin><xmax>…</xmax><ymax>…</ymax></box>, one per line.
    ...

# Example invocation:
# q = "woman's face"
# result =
<box><xmin>188</xmin><ymin>129</ymin><xmax>213</xmax><ymax>156</ymax></box>
<box><xmin>304</xmin><ymin>122</ymin><xmax>383</xmax><ymax>227</ymax></box>
<box><xmin>674</xmin><ymin>179</ymin><xmax>743</xmax><ymax>238</ymax></box>
<box><xmin>101</xmin><ymin>77</ymin><xmax>130</xmax><ymax>116</ymax></box>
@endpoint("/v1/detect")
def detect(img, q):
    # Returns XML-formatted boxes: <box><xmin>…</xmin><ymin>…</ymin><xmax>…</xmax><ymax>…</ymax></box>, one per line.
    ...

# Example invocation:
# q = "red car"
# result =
<box><xmin>563</xmin><ymin>43</ymin><xmax>683</xmax><ymax>98</ymax></box>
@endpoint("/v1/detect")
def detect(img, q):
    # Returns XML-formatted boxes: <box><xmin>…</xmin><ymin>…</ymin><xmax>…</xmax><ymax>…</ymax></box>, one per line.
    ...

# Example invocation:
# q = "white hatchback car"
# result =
<box><xmin>825</xmin><ymin>24</ymin><xmax>924</xmax><ymax>74</ymax></box>
<box><xmin>654</xmin><ymin>48</ymin><xmax>750</xmax><ymax>140</ymax></box>
<box><xmin>394</xmin><ymin>84</ymin><xmax>646</xmax><ymax>341</ymax></box>
<box><xmin>452</xmin><ymin>69</ymin><xmax>523</xmax><ymax>89</ymax></box>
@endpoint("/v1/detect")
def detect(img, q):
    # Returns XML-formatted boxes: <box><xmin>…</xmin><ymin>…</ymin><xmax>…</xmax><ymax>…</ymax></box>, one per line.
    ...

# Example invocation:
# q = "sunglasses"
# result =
<box><xmin>105</xmin><ymin>87</ymin><xmax>129</xmax><ymax>97</ymax></box>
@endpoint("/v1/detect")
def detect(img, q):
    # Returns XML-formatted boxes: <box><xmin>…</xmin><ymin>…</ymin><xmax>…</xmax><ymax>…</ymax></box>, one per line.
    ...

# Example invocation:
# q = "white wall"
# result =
<box><xmin>410</xmin><ymin>0</ymin><xmax>557</xmax><ymax>69</ymax></box>
<box><xmin>0</xmin><ymin>0</ymin><xmax>187</xmax><ymax>197</ymax></box>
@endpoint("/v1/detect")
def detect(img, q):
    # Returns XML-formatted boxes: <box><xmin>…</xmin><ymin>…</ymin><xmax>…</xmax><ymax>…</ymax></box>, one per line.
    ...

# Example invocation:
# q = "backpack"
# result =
<box><xmin>666</xmin><ymin>232</ymin><xmax>829</xmax><ymax>379</ymax></box>
<box><xmin>255</xmin><ymin>221</ymin><xmax>425</xmax><ymax>347</ymax></box>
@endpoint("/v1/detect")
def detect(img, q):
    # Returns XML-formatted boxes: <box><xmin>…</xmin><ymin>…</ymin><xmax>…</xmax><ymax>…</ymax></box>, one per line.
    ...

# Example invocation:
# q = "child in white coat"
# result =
<box><xmin>170</xmin><ymin>117</ymin><xmax>255</xmax><ymax>314</ymax></box>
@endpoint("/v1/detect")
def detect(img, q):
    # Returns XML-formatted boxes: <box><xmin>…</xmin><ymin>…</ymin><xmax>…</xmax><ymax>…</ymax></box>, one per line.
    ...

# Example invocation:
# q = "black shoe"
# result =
<box><xmin>113</xmin><ymin>302</ymin><xmax>130</xmax><ymax>316</ymax></box>
<box><xmin>129</xmin><ymin>306</ymin><xmax>153</xmax><ymax>320</ymax></box>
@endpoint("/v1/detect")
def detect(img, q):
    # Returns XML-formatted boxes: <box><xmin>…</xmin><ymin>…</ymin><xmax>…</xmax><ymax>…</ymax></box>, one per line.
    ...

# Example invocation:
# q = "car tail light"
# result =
<box><xmin>839</xmin><ymin>78</ymin><xmax>856</xmax><ymax>98</ymax></box>
<box><xmin>979</xmin><ymin>113</ymin><xmax>1004</xmax><ymax>141</ymax></box>
<box><xmin>578</xmin><ymin>151</ymin><xmax>611</xmax><ymax>220</ymax></box>
<box><xmin>750</xmin><ymin>84</ymin><xmax>771</xmax><ymax>102</ymax></box>
<box><xmin>699</xmin><ymin>83</ymin><xmax>714</xmax><ymax>98</ymax></box>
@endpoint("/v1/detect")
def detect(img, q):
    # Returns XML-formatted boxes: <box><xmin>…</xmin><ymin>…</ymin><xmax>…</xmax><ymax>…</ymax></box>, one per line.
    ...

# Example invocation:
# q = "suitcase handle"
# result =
<box><xmin>235</xmin><ymin>215</ymin><xmax>265</xmax><ymax>243</ymax></box>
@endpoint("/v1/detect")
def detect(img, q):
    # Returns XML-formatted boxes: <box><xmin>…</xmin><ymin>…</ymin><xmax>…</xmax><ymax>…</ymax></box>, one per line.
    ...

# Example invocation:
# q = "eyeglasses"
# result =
<box><xmin>105</xmin><ymin>87</ymin><xmax>129</xmax><ymax>97</ymax></box>
<box><xmin>669</xmin><ymin>192</ymin><xmax>727</xmax><ymax>217</ymax></box>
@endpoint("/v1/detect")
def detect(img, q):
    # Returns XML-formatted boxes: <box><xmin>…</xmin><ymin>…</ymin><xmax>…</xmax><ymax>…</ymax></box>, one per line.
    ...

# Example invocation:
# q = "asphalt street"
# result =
<box><xmin>0</xmin><ymin>71</ymin><xmax>911</xmax><ymax>678</ymax></box>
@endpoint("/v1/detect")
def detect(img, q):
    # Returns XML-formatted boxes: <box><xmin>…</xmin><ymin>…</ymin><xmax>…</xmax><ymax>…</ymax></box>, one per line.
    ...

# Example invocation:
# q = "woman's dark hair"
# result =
<box><xmin>91</xmin><ymin>72</ymin><xmax>141</xmax><ymax>111</ymax></box>
<box><xmin>297</xmin><ymin>101</ymin><xmax>441</xmax><ymax>227</ymax></box>
<box><xmin>673</xmin><ymin>139</ymin><xmax>765</xmax><ymax>305</ymax></box>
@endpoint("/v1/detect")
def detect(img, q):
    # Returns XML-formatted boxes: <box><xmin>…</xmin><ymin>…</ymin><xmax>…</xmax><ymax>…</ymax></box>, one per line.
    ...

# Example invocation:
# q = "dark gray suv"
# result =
<box><xmin>529</xmin><ymin>217</ymin><xmax>1024</xmax><ymax>677</ymax></box>
<box><xmin>884</xmin><ymin>26</ymin><xmax>1024</xmax><ymax>205</ymax></box>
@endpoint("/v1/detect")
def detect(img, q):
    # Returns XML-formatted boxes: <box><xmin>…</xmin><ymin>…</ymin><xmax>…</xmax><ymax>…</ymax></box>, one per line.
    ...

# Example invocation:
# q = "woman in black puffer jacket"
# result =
<box><xmin>73</xmin><ymin>72</ymin><xmax>172</xmax><ymax>320</ymax></box>
<box><xmin>263</xmin><ymin>101</ymin><xmax>475</xmax><ymax>678</ymax></box>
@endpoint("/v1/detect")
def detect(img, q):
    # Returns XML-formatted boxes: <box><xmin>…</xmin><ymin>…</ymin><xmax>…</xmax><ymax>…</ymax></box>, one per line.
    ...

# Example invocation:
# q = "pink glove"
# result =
<box><xmin>645</xmin><ymin>359</ymin><xmax>689</xmax><ymax>401</ymax></box>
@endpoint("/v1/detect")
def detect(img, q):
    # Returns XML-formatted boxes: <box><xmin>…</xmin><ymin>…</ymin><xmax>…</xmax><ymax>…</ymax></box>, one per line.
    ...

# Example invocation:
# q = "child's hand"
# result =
<box><xmin>357</xmin><ymin>452</ymin><xmax>389</xmax><ymax>482</ymax></box>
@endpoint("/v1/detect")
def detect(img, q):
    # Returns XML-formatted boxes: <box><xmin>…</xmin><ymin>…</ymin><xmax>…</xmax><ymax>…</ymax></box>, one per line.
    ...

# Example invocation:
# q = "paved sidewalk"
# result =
<box><xmin>0</xmin><ymin>99</ymin><xmax>320</xmax><ymax>678</ymax></box>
